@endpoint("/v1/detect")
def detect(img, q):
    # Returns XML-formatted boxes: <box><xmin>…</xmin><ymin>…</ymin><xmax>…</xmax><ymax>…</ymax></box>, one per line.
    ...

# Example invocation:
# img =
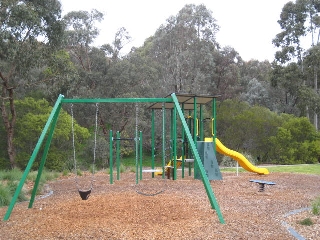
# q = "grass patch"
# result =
<box><xmin>0</xmin><ymin>169</ymin><xmax>61</xmax><ymax>207</ymax></box>
<box><xmin>0</xmin><ymin>168</ymin><xmax>23</xmax><ymax>181</ymax></box>
<box><xmin>267</xmin><ymin>164</ymin><xmax>320</xmax><ymax>175</ymax></box>
<box><xmin>119</xmin><ymin>163</ymin><xmax>126</xmax><ymax>173</ymax></box>
<box><xmin>0</xmin><ymin>185</ymin><xmax>11</xmax><ymax>207</ymax></box>
<box><xmin>62</xmin><ymin>169</ymin><xmax>69</xmax><ymax>176</ymax></box>
<box><xmin>6</xmin><ymin>181</ymin><xmax>28</xmax><ymax>202</ymax></box>
<box><xmin>221</xmin><ymin>164</ymin><xmax>320</xmax><ymax>175</ymax></box>
<box><xmin>298</xmin><ymin>217</ymin><xmax>314</xmax><ymax>226</ymax></box>
<box><xmin>312</xmin><ymin>196</ymin><xmax>320</xmax><ymax>215</ymax></box>
<box><xmin>121</xmin><ymin>155</ymin><xmax>163</xmax><ymax>168</ymax></box>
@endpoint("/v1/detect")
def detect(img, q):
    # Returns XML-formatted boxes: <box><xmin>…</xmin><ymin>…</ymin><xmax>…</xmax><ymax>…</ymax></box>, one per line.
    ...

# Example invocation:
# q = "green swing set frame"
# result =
<box><xmin>3</xmin><ymin>93</ymin><xmax>225</xmax><ymax>224</ymax></box>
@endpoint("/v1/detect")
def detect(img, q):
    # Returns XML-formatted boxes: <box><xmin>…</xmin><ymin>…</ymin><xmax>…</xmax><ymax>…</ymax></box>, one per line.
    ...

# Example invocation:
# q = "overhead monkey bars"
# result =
<box><xmin>3</xmin><ymin>93</ymin><xmax>225</xmax><ymax>224</ymax></box>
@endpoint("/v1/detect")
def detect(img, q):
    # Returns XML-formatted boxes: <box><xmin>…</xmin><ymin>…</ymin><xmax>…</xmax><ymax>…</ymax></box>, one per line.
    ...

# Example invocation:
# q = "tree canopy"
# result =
<box><xmin>0</xmin><ymin>2</ymin><xmax>319</xmax><ymax>170</ymax></box>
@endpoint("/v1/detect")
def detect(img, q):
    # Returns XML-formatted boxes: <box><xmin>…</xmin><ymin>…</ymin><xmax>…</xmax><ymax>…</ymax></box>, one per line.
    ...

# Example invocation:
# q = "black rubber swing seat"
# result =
<box><xmin>78</xmin><ymin>189</ymin><xmax>92</xmax><ymax>200</ymax></box>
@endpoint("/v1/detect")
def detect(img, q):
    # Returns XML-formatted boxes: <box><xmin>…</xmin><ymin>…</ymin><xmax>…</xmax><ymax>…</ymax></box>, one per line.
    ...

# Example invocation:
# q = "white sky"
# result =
<box><xmin>61</xmin><ymin>0</ymin><xmax>290</xmax><ymax>62</ymax></box>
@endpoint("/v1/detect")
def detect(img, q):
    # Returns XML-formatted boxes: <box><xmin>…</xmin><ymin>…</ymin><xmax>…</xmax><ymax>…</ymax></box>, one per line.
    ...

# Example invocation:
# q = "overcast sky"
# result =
<box><xmin>60</xmin><ymin>0</ymin><xmax>290</xmax><ymax>62</ymax></box>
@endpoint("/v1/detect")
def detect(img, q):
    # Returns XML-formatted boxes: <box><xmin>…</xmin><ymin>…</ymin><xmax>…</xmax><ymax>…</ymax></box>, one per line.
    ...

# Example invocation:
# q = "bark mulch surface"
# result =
<box><xmin>0</xmin><ymin>171</ymin><xmax>319</xmax><ymax>240</ymax></box>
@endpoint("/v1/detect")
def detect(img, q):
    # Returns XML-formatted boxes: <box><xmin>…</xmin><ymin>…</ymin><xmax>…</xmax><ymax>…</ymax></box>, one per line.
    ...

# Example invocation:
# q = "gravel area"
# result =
<box><xmin>0</xmin><ymin>171</ymin><xmax>319</xmax><ymax>239</ymax></box>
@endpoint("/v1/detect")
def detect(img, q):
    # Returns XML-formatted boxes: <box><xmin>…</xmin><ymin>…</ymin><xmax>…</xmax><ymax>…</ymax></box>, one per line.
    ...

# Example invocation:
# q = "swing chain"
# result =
<box><xmin>135</xmin><ymin>102</ymin><xmax>167</xmax><ymax>196</ymax></box>
<box><xmin>70</xmin><ymin>104</ymin><xmax>77</xmax><ymax>178</ymax></box>
<box><xmin>92</xmin><ymin>103</ymin><xmax>99</xmax><ymax>175</ymax></box>
<box><xmin>71</xmin><ymin>103</ymin><xmax>99</xmax><ymax>194</ymax></box>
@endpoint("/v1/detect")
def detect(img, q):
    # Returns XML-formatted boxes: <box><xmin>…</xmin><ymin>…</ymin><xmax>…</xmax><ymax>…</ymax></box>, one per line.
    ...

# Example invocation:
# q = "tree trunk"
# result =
<box><xmin>1</xmin><ymin>74</ymin><xmax>17</xmax><ymax>169</ymax></box>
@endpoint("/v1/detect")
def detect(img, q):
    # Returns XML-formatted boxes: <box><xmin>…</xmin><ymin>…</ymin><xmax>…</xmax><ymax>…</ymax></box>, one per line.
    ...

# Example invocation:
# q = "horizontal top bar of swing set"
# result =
<box><xmin>59</xmin><ymin>93</ymin><xmax>220</xmax><ymax>109</ymax></box>
<box><xmin>61</xmin><ymin>98</ymin><xmax>173</xmax><ymax>104</ymax></box>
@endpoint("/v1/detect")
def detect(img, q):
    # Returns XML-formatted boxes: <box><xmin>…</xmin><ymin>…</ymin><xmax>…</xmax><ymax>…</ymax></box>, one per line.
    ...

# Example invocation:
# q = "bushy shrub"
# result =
<box><xmin>269</xmin><ymin>117</ymin><xmax>320</xmax><ymax>164</ymax></box>
<box><xmin>220</xmin><ymin>155</ymin><xmax>237</xmax><ymax>167</ymax></box>
<box><xmin>10</xmin><ymin>97</ymin><xmax>91</xmax><ymax>171</ymax></box>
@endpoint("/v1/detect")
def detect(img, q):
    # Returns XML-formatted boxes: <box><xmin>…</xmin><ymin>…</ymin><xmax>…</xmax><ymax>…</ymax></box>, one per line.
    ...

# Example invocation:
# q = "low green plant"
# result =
<box><xmin>0</xmin><ymin>185</ymin><xmax>11</xmax><ymax>207</ymax></box>
<box><xmin>76</xmin><ymin>169</ymin><xmax>82</xmax><ymax>176</ymax></box>
<box><xmin>120</xmin><ymin>164</ymin><xmax>126</xmax><ymax>173</ymax></box>
<box><xmin>312</xmin><ymin>196</ymin><xmax>320</xmax><ymax>215</ymax></box>
<box><xmin>89</xmin><ymin>165</ymin><xmax>96</xmax><ymax>174</ymax></box>
<box><xmin>0</xmin><ymin>168</ymin><xmax>23</xmax><ymax>181</ymax></box>
<box><xmin>62</xmin><ymin>169</ymin><xmax>69</xmax><ymax>176</ymax></box>
<box><xmin>298</xmin><ymin>218</ymin><xmax>313</xmax><ymax>226</ymax></box>
<box><xmin>7</xmin><ymin>181</ymin><xmax>27</xmax><ymax>202</ymax></box>
<box><xmin>26</xmin><ymin>170</ymin><xmax>59</xmax><ymax>184</ymax></box>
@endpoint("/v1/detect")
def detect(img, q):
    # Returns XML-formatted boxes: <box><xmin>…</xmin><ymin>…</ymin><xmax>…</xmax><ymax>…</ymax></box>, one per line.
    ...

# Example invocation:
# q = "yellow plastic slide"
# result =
<box><xmin>215</xmin><ymin>138</ymin><xmax>269</xmax><ymax>175</ymax></box>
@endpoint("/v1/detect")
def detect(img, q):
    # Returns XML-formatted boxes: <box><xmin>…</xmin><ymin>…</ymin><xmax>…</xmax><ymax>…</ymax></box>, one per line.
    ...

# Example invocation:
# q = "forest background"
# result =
<box><xmin>1</xmin><ymin>0</ymin><xmax>320</xmax><ymax>171</ymax></box>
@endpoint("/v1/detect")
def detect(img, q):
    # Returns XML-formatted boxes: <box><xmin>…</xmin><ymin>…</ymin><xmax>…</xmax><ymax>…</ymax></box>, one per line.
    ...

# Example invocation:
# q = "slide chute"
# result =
<box><xmin>215</xmin><ymin>138</ymin><xmax>269</xmax><ymax>175</ymax></box>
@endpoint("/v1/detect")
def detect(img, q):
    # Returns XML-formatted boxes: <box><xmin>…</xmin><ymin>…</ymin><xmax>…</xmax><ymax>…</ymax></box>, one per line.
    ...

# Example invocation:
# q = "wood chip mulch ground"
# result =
<box><xmin>0</xmin><ymin>171</ymin><xmax>319</xmax><ymax>240</ymax></box>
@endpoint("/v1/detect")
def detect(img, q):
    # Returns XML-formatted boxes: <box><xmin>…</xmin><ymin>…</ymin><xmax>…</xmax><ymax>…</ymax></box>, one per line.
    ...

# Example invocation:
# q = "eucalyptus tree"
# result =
<box><xmin>150</xmin><ymin>4</ymin><xmax>220</xmax><ymax>94</ymax></box>
<box><xmin>0</xmin><ymin>0</ymin><xmax>64</xmax><ymax>168</ymax></box>
<box><xmin>239</xmin><ymin>60</ymin><xmax>272</xmax><ymax>108</ymax></box>
<box><xmin>101</xmin><ymin>27</ymin><xmax>132</xmax><ymax>62</ymax></box>
<box><xmin>63</xmin><ymin>9</ymin><xmax>103</xmax><ymax>72</ymax></box>
<box><xmin>211</xmin><ymin>46</ymin><xmax>242</xmax><ymax>100</ymax></box>
<box><xmin>303</xmin><ymin>44</ymin><xmax>320</xmax><ymax>129</ymax></box>
<box><xmin>272</xmin><ymin>0</ymin><xmax>320</xmax><ymax>129</ymax></box>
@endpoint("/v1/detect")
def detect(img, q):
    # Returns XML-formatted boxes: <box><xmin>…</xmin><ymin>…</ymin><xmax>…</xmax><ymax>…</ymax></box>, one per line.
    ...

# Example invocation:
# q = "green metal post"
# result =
<box><xmin>170</xmin><ymin>108</ymin><xmax>174</xmax><ymax>162</ymax></box>
<box><xmin>109</xmin><ymin>130</ymin><xmax>113</xmax><ymax>184</ymax></box>
<box><xmin>135</xmin><ymin>128</ymin><xmax>139</xmax><ymax>184</ymax></box>
<box><xmin>193</xmin><ymin>97</ymin><xmax>198</xmax><ymax>178</ymax></box>
<box><xmin>29</xmin><ymin>103</ymin><xmax>62</xmax><ymax>208</ymax></box>
<box><xmin>171</xmin><ymin>93</ymin><xmax>225</xmax><ymax>224</ymax></box>
<box><xmin>162</xmin><ymin>104</ymin><xmax>165</xmax><ymax>179</ymax></box>
<box><xmin>173</xmin><ymin>105</ymin><xmax>177</xmax><ymax>180</ymax></box>
<box><xmin>3</xmin><ymin>94</ymin><xmax>64</xmax><ymax>221</ymax></box>
<box><xmin>116</xmin><ymin>131</ymin><xmax>120</xmax><ymax>180</ymax></box>
<box><xmin>181</xmin><ymin>104</ymin><xmax>185</xmax><ymax>178</ymax></box>
<box><xmin>188</xmin><ymin>110</ymin><xmax>192</xmax><ymax>176</ymax></box>
<box><xmin>213</xmin><ymin>99</ymin><xmax>217</xmax><ymax>155</ymax></box>
<box><xmin>151</xmin><ymin>110</ymin><xmax>155</xmax><ymax>178</ymax></box>
<box><xmin>193</xmin><ymin>97</ymin><xmax>197</xmax><ymax>142</ymax></box>
<box><xmin>200</xmin><ymin>104</ymin><xmax>203</xmax><ymax>141</ymax></box>
<box><xmin>139</xmin><ymin>131</ymin><xmax>143</xmax><ymax>180</ymax></box>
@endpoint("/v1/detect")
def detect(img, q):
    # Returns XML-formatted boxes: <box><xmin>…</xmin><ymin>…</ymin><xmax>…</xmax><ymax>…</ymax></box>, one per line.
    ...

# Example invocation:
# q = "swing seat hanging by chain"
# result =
<box><xmin>134</xmin><ymin>102</ymin><xmax>168</xmax><ymax>197</ymax></box>
<box><xmin>135</xmin><ymin>177</ymin><xmax>167</xmax><ymax>197</ymax></box>
<box><xmin>78</xmin><ymin>189</ymin><xmax>92</xmax><ymax>200</ymax></box>
<box><xmin>71</xmin><ymin>103</ymin><xmax>99</xmax><ymax>200</ymax></box>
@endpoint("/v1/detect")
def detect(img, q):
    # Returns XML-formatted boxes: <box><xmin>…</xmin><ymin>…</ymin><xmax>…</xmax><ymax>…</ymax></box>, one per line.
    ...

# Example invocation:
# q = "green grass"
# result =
<box><xmin>0</xmin><ymin>168</ymin><xmax>23</xmax><ymax>181</ymax></box>
<box><xmin>0</xmin><ymin>169</ymin><xmax>61</xmax><ymax>207</ymax></box>
<box><xmin>121</xmin><ymin>155</ymin><xmax>164</xmax><ymax>168</ymax></box>
<box><xmin>298</xmin><ymin>217</ymin><xmax>314</xmax><ymax>226</ymax></box>
<box><xmin>221</xmin><ymin>164</ymin><xmax>320</xmax><ymax>175</ymax></box>
<box><xmin>0</xmin><ymin>185</ymin><xmax>11</xmax><ymax>206</ymax></box>
<box><xmin>265</xmin><ymin>164</ymin><xmax>320</xmax><ymax>175</ymax></box>
<box><xmin>312</xmin><ymin>196</ymin><xmax>320</xmax><ymax>215</ymax></box>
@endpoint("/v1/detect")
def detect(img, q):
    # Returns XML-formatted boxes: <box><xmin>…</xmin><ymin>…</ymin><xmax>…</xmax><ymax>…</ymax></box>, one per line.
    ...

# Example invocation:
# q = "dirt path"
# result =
<box><xmin>0</xmin><ymin>172</ymin><xmax>319</xmax><ymax>239</ymax></box>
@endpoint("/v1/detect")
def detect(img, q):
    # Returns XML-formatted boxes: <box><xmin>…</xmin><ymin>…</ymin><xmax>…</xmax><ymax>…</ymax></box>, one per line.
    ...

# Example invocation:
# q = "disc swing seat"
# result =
<box><xmin>134</xmin><ymin>103</ymin><xmax>167</xmax><ymax>197</ymax></box>
<box><xmin>71</xmin><ymin>103</ymin><xmax>99</xmax><ymax>200</ymax></box>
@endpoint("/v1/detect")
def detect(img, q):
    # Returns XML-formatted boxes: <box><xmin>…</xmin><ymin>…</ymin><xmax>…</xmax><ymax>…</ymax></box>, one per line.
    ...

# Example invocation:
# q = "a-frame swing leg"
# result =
<box><xmin>171</xmin><ymin>93</ymin><xmax>225</xmax><ymax>224</ymax></box>
<box><xmin>29</xmin><ymin>103</ymin><xmax>62</xmax><ymax>208</ymax></box>
<box><xmin>3</xmin><ymin>94</ymin><xmax>64</xmax><ymax>221</ymax></box>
